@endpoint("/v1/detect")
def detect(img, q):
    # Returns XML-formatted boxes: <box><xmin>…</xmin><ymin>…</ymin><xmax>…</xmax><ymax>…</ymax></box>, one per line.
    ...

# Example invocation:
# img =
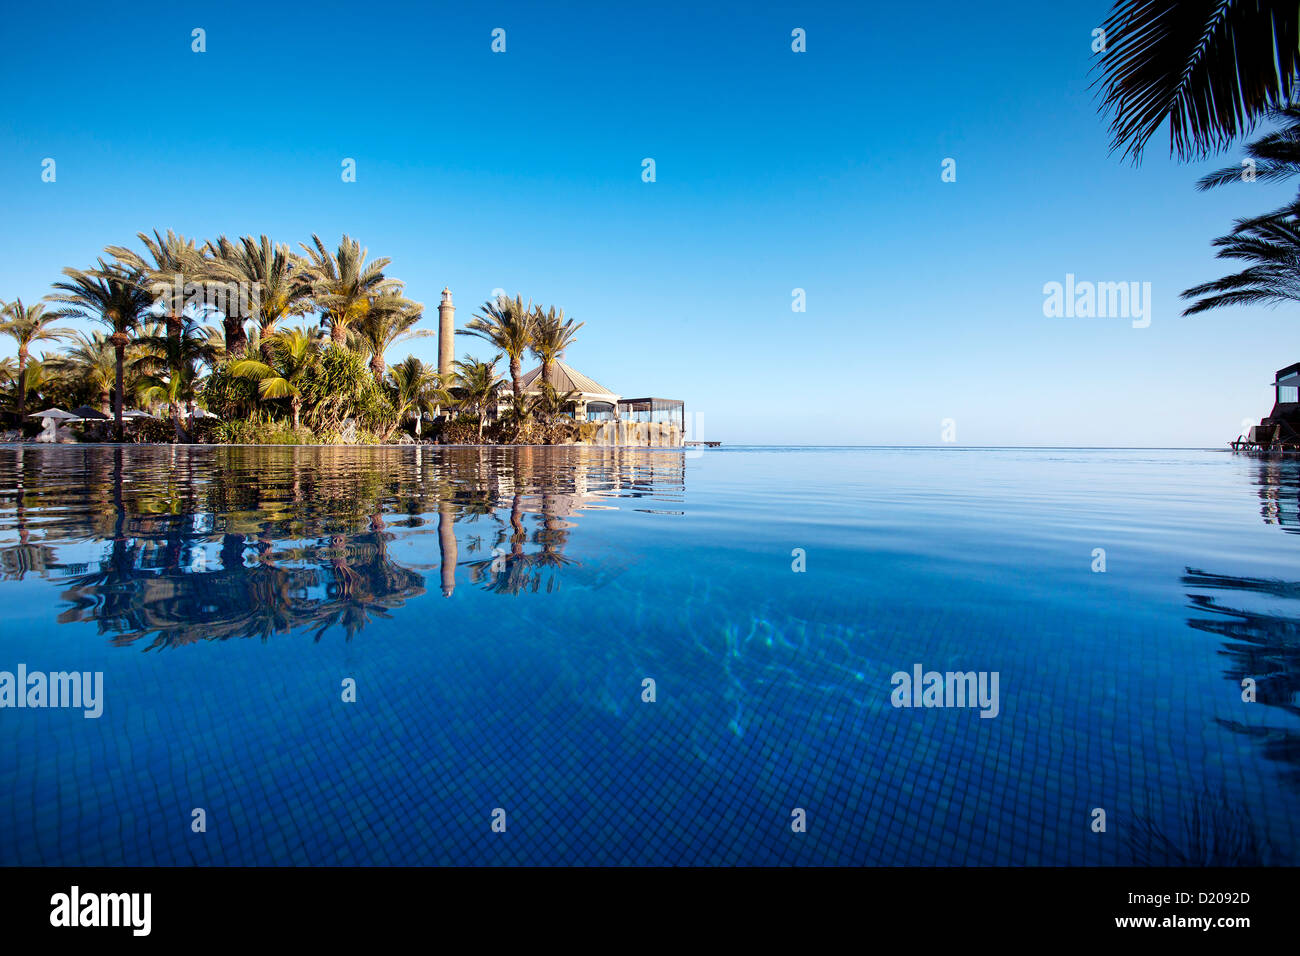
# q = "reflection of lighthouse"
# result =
<box><xmin>438</xmin><ymin>498</ymin><xmax>457</xmax><ymax>597</ymax></box>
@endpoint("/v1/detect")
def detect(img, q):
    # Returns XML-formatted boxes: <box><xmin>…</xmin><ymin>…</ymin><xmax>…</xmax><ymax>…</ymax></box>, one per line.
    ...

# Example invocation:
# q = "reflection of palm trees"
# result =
<box><xmin>0</xmin><ymin>444</ymin><xmax>688</xmax><ymax>645</ymax></box>
<box><xmin>1182</xmin><ymin>567</ymin><xmax>1300</xmax><ymax>782</ymax></box>
<box><xmin>58</xmin><ymin>526</ymin><xmax>425</xmax><ymax>648</ymax></box>
<box><xmin>1128</xmin><ymin>788</ymin><xmax>1284</xmax><ymax>866</ymax></box>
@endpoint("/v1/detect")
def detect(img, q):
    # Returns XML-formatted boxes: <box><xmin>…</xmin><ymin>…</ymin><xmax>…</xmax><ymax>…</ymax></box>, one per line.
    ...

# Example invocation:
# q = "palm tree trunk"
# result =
<box><xmin>259</xmin><ymin>325</ymin><xmax>276</xmax><ymax>363</ymax></box>
<box><xmin>510</xmin><ymin>355</ymin><xmax>522</xmax><ymax>398</ymax></box>
<box><xmin>172</xmin><ymin>403</ymin><xmax>184</xmax><ymax>443</ymax></box>
<box><xmin>371</xmin><ymin>353</ymin><xmax>385</xmax><ymax>380</ymax></box>
<box><xmin>113</xmin><ymin>344</ymin><xmax>125</xmax><ymax>442</ymax></box>
<box><xmin>15</xmin><ymin>349</ymin><xmax>27</xmax><ymax>420</ymax></box>
<box><xmin>331</xmin><ymin>320</ymin><xmax>347</xmax><ymax>345</ymax></box>
<box><xmin>225</xmin><ymin>317</ymin><xmax>247</xmax><ymax>358</ymax></box>
<box><xmin>541</xmin><ymin>357</ymin><xmax>554</xmax><ymax>388</ymax></box>
<box><xmin>291</xmin><ymin>398</ymin><xmax>301</xmax><ymax>431</ymax></box>
<box><xmin>99</xmin><ymin>388</ymin><xmax>111</xmax><ymax>416</ymax></box>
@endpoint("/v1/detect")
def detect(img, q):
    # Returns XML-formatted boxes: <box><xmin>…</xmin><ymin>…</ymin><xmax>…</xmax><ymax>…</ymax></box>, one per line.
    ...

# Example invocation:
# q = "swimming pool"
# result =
<box><xmin>0</xmin><ymin>445</ymin><xmax>1295</xmax><ymax>865</ymax></box>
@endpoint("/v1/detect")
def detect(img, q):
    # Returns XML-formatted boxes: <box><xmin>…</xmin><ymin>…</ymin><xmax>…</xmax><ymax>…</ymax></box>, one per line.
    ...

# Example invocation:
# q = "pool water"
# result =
<box><xmin>0</xmin><ymin>444</ymin><xmax>1296</xmax><ymax>865</ymax></box>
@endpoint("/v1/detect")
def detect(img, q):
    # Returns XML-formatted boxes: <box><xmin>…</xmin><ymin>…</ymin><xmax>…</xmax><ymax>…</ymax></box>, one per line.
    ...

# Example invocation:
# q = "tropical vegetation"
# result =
<box><xmin>1</xmin><ymin>234</ymin><xmax>588</xmax><ymax>445</ymax></box>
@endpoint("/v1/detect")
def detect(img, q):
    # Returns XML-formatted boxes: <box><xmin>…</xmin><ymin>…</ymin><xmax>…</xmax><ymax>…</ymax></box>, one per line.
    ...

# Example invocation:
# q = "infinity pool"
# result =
<box><xmin>0</xmin><ymin>445</ymin><xmax>1296</xmax><ymax>865</ymax></box>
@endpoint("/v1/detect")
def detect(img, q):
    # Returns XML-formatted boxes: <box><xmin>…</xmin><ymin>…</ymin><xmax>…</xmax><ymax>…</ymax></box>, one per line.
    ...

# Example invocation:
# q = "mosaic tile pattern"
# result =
<box><xmin>0</xmin><ymin>445</ymin><xmax>1297</xmax><ymax>865</ymax></box>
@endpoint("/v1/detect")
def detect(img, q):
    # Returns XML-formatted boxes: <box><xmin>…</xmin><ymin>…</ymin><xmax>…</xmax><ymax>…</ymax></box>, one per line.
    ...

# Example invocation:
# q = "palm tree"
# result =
<box><xmin>459</xmin><ymin>295</ymin><xmax>535</xmax><ymax>398</ymax></box>
<box><xmin>207</xmin><ymin>235</ymin><xmax>312</xmax><ymax>361</ymax></box>
<box><xmin>0</xmin><ymin>298</ymin><xmax>70</xmax><ymax>420</ymax></box>
<box><xmin>50</xmin><ymin>260</ymin><xmax>154</xmax><ymax>438</ymax></box>
<box><xmin>352</xmin><ymin>291</ymin><xmax>426</xmax><ymax>380</ymax></box>
<box><xmin>388</xmin><ymin>356</ymin><xmax>449</xmax><ymax>440</ymax></box>
<box><xmin>498</xmin><ymin>391</ymin><xmax>534</xmax><ymax>443</ymax></box>
<box><xmin>530</xmin><ymin>305</ymin><xmax>583</xmax><ymax>386</ymax></box>
<box><xmin>47</xmin><ymin>331</ymin><xmax>117</xmax><ymax>414</ymax></box>
<box><xmin>229</xmin><ymin>328</ymin><xmax>321</xmax><ymax>430</ymax></box>
<box><xmin>131</xmin><ymin>317</ymin><xmax>221</xmax><ymax>440</ymax></box>
<box><xmin>1094</xmin><ymin>1</ymin><xmax>1300</xmax><ymax>162</ymax></box>
<box><xmin>202</xmin><ymin>237</ymin><xmax>251</xmax><ymax>357</ymax></box>
<box><xmin>1181</xmin><ymin>212</ymin><xmax>1300</xmax><ymax>315</ymax></box>
<box><xmin>106</xmin><ymin>230</ymin><xmax>206</xmax><ymax>348</ymax></box>
<box><xmin>530</xmin><ymin>381</ymin><xmax>582</xmax><ymax>430</ymax></box>
<box><xmin>19</xmin><ymin>359</ymin><xmax>46</xmax><ymax>416</ymax></box>
<box><xmin>301</xmin><ymin>235</ymin><xmax>400</xmax><ymax>345</ymax></box>
<box><xmin>452</xmin><ymin>355</ymin><xmax>503</xmax><ymax>441</ymax></box>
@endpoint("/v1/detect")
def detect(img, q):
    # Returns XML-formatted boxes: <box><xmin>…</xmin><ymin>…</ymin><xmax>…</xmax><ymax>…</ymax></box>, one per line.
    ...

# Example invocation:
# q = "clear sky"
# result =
<box><xmin>1</xmin><ymin>1</ymin><xmax>1295</xmax><ymax>445</ymax></box>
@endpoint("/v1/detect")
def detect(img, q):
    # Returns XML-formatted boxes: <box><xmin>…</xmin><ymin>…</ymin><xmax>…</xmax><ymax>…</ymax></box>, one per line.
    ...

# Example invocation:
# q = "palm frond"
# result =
<box><xmin>1094</xmin><ymin>0</ymin><xmax>1300</xmax><ymax>162</ymax></box>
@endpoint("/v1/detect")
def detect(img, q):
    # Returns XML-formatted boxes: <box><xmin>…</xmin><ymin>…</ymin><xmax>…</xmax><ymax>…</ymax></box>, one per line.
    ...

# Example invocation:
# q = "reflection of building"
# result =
<box><xmin>1254</xmin><ymin>459</ymin><xmax>1300</xmax><ymax>531</ymax></box>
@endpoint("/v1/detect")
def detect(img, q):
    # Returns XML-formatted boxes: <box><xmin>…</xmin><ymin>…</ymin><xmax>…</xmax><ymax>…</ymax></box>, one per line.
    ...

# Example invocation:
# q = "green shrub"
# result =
<box><xmin>128</xmin><ymin>416</ymin><xmax>221</xmax><ymax>444</ymax></box>
<box><xmin>213</xmin><ymin>420</ymin><xmax>318</xmax><ymax>445</ymax></box>
<box><xmin>201</xmin><ymin>363</ymin><xmax>259</xmax><ymax>421</ymax></box>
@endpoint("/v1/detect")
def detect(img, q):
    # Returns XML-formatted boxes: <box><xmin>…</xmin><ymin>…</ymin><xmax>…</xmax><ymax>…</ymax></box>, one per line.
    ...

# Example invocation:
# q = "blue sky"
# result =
<box><xmin>1</xmin><ymin>0</ymin><xmax>1295</xmax><ymax>445</ymax></box>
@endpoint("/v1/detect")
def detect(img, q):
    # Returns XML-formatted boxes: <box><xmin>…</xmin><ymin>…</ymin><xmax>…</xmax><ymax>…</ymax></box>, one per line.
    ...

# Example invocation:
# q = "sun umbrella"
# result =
<box><xmin>190</xmin><ymin>407</ymin><xmax>220</xmax><ymax>419</ymax></box>
<box><xmin>121</xmin><ymin>409</ymin><xmax>154</xmax><ymax>419</ymax></box>
<box><xmin>26</xmin><ymin>408</ymin><xmax>78</xmax><ymax>421</ymax></box>
<box><xmin>69</xmin><ymin>406</ymin><xmax>110</xmax><ymax>421</ymax></box>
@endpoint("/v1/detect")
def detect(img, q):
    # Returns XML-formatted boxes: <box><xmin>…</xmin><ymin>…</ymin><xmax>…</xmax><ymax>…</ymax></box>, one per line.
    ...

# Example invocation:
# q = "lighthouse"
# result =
<box><xmin>438</xmin><ymin>287</ymin><xmax>455</xmax><ymax>377</ymax></box>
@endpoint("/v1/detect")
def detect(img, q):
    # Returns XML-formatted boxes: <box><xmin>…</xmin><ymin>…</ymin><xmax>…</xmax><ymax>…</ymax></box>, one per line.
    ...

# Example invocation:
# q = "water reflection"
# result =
<box><xmin>1182</xmin><ymin>567</ymin><xmax>1300</xmax><ymax>783</ymax></box>
<box><xmin>1177</xmin><ymin>455</ymin><xmax>1300</xmax><ymax>784</ymax></box>
<box><xmin>1253</xmin><ymin>456</ymin><xmax>1300</xmax><ymax>531</ymax></box>
<box><xmin>0</xmin><ymin>445</ymin><xmax>686</xmax><ymax>646</ymax></box>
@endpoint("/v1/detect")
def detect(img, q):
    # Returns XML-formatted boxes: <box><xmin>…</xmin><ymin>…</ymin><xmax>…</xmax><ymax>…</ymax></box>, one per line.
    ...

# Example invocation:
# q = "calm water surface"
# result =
<box><xmin>0</xmin><ymin>445</ymin><xmax>1297</xmax><ymax>865</ymax></box>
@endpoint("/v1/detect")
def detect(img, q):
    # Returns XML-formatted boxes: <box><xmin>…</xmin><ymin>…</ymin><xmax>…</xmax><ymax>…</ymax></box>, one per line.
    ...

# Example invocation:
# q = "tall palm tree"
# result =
<box><xmin>530</xmin><ymin>305</ymin><xmax>583</xmax><ymax>386</ymax></box>
<box><xmin>301</xmin><ymin>234</ymin><xmax>400</xmax><ymax>345</ymax></box>
<box><xmin>0</xmin><ymin>298</ymin><xmax>70</xmax><ymax>420</ymax></box>
<box><xmin>459</xmin><ymin>294</ymin><xmax>535</xmax><ymax>398</ymax></box>
<box><xmin>47</xmin><ymin>331</ymin><xmax>117</xmax><ymax>414</ymax></box>
<box><xmin>1094</xmin><ymin>1</ymin><xmax>1300</xmax><ymax>162</ymax></box>
<box><xmin>50</xmin><ymin>260</ymin><xmax>154</xmax><ymax>438</ymax></box>
<box><xmin>207</xmin><ymin>235</ymin><xmax>312</xmax><ymax>362</ymax></box>
<box><xmin>202</xmin><ymin>237</ymin><xmax>251</xmax><ymax>357</ymax></box>
<box><xmin>388</xmin><ymin>356</ymin><xmax>448</xmax><ymax>440</ymax></box>
<box><xmin>1181</xmin><ymin>212</ymin><xmax>1300</xmax><ymax>315</ymax></box>
<box><xmin>106</xmin><ymin>230</ymin><xmax>206</xmax><ymax>348</ymax></box>
<box><xmin>229</xmin><ymin>328</ymin><xmax>321</xmax><ymax>430</ymax></box>
<box><xmin>352</xmin><ymin>291</ymin><xmax>426</xmax><ymax>380</ymax></box>
<box><xmin>131</xmin><ymin>317</ymin><xmax>221</xmax><ymax>441</ymax></box>
<box><xmin>452</xmin><ymin>355</ymin><xmax>503</xmax><ymax>441</ymax></box>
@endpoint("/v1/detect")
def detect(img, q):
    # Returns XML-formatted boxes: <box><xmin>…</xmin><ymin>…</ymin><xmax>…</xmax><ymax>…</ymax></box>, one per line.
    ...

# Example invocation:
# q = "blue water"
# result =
<box><xmin>0</xmin><ymin>445</ymin><xmax>1296</xmax><ymax>865</ymax></box>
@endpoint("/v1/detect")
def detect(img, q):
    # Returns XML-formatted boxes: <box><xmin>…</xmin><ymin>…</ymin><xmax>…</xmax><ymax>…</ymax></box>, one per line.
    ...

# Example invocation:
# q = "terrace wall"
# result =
<box><xmin>586</xmin><ymin>421</ymin><xmax>682</xmax><ymax>447</ymax></box>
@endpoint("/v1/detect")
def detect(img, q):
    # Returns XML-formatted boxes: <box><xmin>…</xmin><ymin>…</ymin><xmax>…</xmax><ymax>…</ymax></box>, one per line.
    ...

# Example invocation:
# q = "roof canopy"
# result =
<box><xmin>519</xmin><ymin>361</ymin><xmax>619</xmax><ymax>402</ymax></box>
<box><xmin>1277</xmin><ymin>363</ymin><xmax>1300</xmax><ymax>385</ymax></box>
